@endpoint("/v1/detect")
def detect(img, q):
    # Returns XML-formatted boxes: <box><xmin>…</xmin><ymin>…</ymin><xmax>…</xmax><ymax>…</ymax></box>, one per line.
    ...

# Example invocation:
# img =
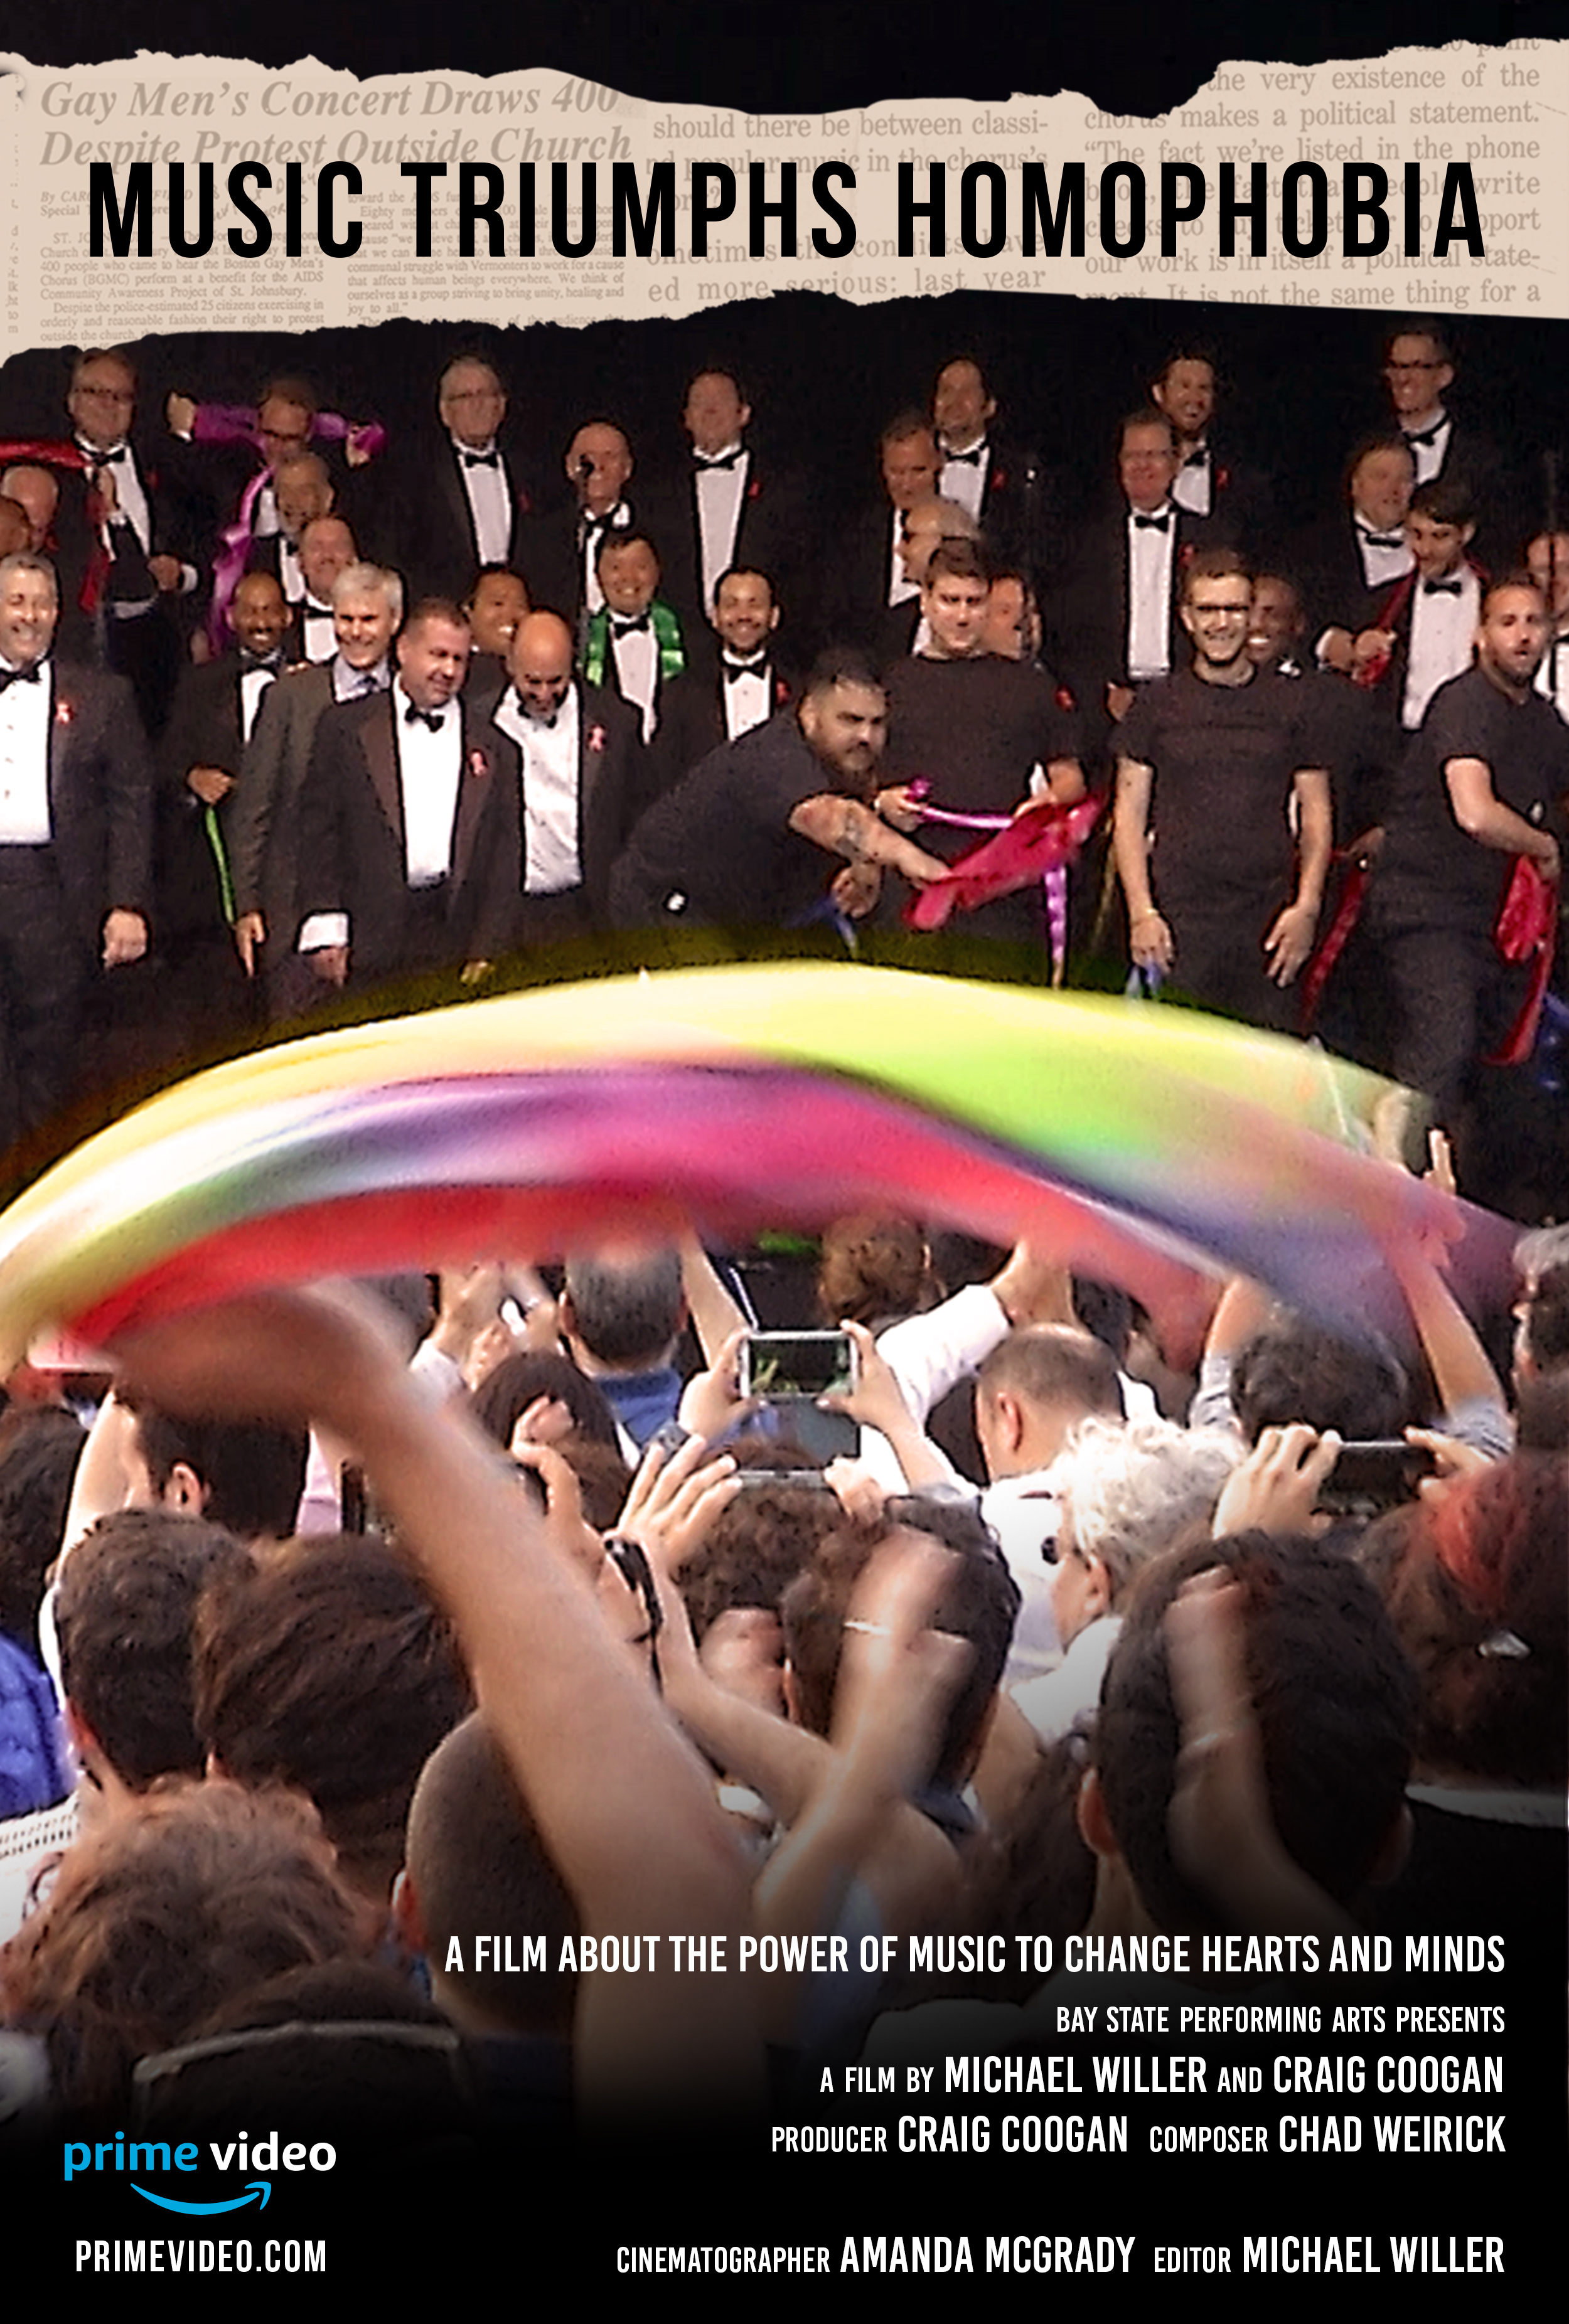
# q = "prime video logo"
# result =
<box><xmin>65</xmin><ymin>2131</ymin><xmax>336</xmax><ymax>2214</ymax></box>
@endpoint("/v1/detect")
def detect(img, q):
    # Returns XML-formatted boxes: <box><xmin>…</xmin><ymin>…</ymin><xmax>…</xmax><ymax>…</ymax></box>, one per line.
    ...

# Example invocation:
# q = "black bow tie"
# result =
<box><xmin>84</xmin><ymin>441</ymin><xmax>128</xmax><ymax>464</ymax></box>
<box><xmin>941</xmin><ymin>443</ymin><xmax>985</xmax><ymax>466</ymax></box>
<box><xmin>1183</xmin><ymin>445</ymin><xmax>1209</xmax><ymax>468</ymax></box>
<box><xmin>1403</xmin><ymin>420</ymin><xmax>1445</xmax><ymax>450</ymax></box>
<box><xmin>0</xmin><ymin>663</ymin><xmax>43</xmax><ymax>694</ymax></box>
<box><xmin>303</xmin><ymin>599</ymin><xmax>333</xmax><ymax>619</ymax></box>
<box><xmin>693</xmin><ymin>449</ymin><xmax>742</xmax><ymax>472</ymax></box>
<box><xmin>611</xmin><ymin>613</ymin><xmax>650</xmax><ymax>637</ymax></box>
<box><xmin>1358</xmin><ymin>527</ymin><xmax>1406</xmax><ymax>553</ymax></box>
<box><xmin>1423</xmin><ymin>577</ymin><xmax>1465</xmax><ymax>597</ymax></box>
<box><xmin>461</xmin><ymin>448</ymin><xmax>500</xmax><ymax>469</ymax></box>
<box><xmin>1132</xmin><ymin>510</ymin><xmax>1171</xmax><ymax>532</ymax></box>
<box><xmin>404</xmin><ymin>703</ymin><xmax>445</xmax><ymax>732</ymax></box>
<box><xmin>582</xmin><ymin>506</ymin><xmax>623</xmax><ymax>535</ymax></box>
<box><xmin>240</xmin><ymin>650</ymin><xmax>283</xmax><ymax>673</ymax></box>
<box><xmin>722</xmin><ymin>654</ymin><xmax>768</xmax><ymax>680</ymax></box>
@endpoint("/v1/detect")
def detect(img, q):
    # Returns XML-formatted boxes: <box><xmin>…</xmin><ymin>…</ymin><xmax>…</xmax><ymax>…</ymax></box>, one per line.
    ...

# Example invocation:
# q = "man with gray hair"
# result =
<box><xmin>392</xmin><ymin>354</ymin><xmax>535</xmax><ymax>602</ymax></box>
<box><xmin>0</xmin><ymin>548</ymin><xmax>153</xmax><ymax>1146</ymax></box>
<box><xmin>1011</xmin><ymin>1413</ymin><xmax>1241</xmax><ymax>1746</ymax></box>
<box><xmin>228</xmin><ymin>561</ymin><xmax>402</xmax><ymax>1017</ymax></box>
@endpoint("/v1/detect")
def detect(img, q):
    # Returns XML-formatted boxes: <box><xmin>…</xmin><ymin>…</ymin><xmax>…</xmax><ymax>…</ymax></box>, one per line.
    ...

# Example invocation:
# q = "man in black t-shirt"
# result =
<box><xmin>1364</xmin><ymin>577</ymin><xmax>1568</xmax><ymax>1151</ymax></box>
<box><xmin>878</xmin><ymin>538</ymin><xmax>1083</xmax><ymax>957</ymax></box>
<box><xmin>608</xmin><ymin>651</ymin><xmax>948</xmax><ymax>936</ymax></box>
<box><xmin>1113</xmin><ymin>548</ymin><xmax>1332</xmax><ymax>1033</ymax></box>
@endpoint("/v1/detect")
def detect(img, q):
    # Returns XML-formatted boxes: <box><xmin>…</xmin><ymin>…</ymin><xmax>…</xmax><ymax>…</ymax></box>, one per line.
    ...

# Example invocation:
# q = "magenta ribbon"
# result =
<box><xmin>912</xmin><ymin>803</ymin><xmax>1072</xmax><ymax>971</ymax></box>
<box><xmin>904</xmin><ymin>786</ymin><xmax>1098</xmax><ymax>971</ymax></box>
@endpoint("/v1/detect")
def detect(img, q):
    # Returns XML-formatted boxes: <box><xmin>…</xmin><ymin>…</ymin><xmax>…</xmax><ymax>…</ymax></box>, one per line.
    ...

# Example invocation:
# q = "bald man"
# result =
<box><xmin>0</xmin><ymin>465</ymin><xmax>59</xmax><ymax>552</ymax></box>
<box><xmin>477</xmin><ymin>609</ymin><xmax>643</xmax><ymax>945</ymax></box>
<box><xmin>246</xmin><ymin>450</ymin><xmax>333</xmax><ymax>610</ymax></box>
<box><xmin>154</xmin><ymin>569</ymin><xmax>291</xmax><ymax>1048</ymax></box>
<box><xmin>522</xmin><ymin>419</ymin><xmax>643</xmax><ymax>629</ymax></box>
<box><xmin>889</xmin><ymin>495</ymin><xmax>982</xmax><ymax>660</ymax></box>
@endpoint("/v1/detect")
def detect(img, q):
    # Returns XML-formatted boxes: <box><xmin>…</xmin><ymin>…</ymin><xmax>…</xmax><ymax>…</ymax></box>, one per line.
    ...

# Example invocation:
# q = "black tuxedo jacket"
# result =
<box><xmin>936</xmin><ymin>432</ymin><xmax>1055</xmax><ymax>568</ymax></box>
<box><xmin>825</xmin><ymin>503</ymin><xmax>919</xmax><ymax>656</ymax></box>
<box><xmin>645</xmin><ymin>658</ymin><xmax>795</xmax><ymax>804</ymax></box>
<box><xmin>390</xmin><ymin>438</ymin><xmax>537</xmax><ymax>604</ymax></box>
<box><xmin>473</xmin><ymin>677</ymin><xmax>643</xmax><ymax>926</ymax></box>
<box><xmin>156</xmin><ymin>654</ymin><xmax>281</xmax><ymax>940</ymax></box>
<box><xmin>1292</xmin><ymin>520</ymin><xmax>1435</xmax><ymax>830</ymax></box>
<box><xmin>45</xmin><ymin>447</ymin><xmax>192</xmax><ymax>735</ymax></box>
<box><xmin>1296</xmin><ymin>513</ymin><xmax>1417</xmax><ymax>648</ymax></box>
<box><xmin>641</xmin><ymin>451</ymin><xmax>812</xmax><ymax>637</ymax></box>
<box><xmin>519</xmin><ymin>499</ymin><xmax>646</xmax><ymax>631</ymax></box>
<box><xmin>1046</xmin><ymin>502</ymin><xmax>1194</xmax><ymax>715</ymax></box>
<box><xmin>228</xmin><ymin>661</ymin><xmax>341</xmax><ymax>947</ymax></box>
<box><xmin>244</xmin><ymin>531</ymin><xmax>301</xmax><ymax>600</ymax></box>
<box><xmin>279</xmin><ymin>602</ymin><xmax>337</xmax><ymax>669</ymax></box>
<box><xmin>872</xmin><ymin>601</ymin><xmax>923</xmax><ymax>671</ymax></box>
<box><xmin>47</xmin><ymin>442</ymin><xmax>189</xmax><ymax>627</ymax></box>
<box><xmin>1170</xmin><ymin>435</ymin><xmax>1275</xmax><ymax>558</ymax></box>
<box><xmin>296</xmin><ymin>689</ymin><xmax>519</xmax><ymax>979</ymax></box>
<box><xmin>1403</xmin><ymin>411</ymin><xmax>1514</xmax><ymax>535</ymax></box>
<box><xmin>36</xmin><ymin>660</ymin><xmax>154</xmax><ymax>951</ymax></box>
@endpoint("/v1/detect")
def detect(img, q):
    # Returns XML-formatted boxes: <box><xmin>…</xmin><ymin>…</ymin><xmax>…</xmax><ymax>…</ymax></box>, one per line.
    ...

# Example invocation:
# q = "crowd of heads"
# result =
<box><xmin>0</xmin><ymin>1194</ymin><xmax>1555</xmax><ymax>2139</ymax></box>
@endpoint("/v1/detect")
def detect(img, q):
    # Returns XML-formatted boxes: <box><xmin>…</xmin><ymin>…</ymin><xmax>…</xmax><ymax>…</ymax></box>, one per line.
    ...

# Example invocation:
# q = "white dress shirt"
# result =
<box><xmin>0</xmin><ymin>659</ymin><xmax>53</xmax><ymax>845</ymax></box>
<box><xmin>297</xmin><ymin>681</ymin><xmax>459</xmax><ymax>952</ymax></box>
<box><xmin>1354</xmin><ymin>516</ymin><xmax>1415</xmax><ymax>594</ymax></box>
<box><xmin>454</xmin><ymin>439</ymin><xmax>513</xmax><ymax>567</ymax></box>
<box><xmin>720</xmin><ymin>656</ymin><xmax>772</xmax><ymax>740</ymax></box>
<box><xmin>238</xmin><ymin>662</ymin><xmax>278</xmax><ymax>745</ymax></box>
<box><xmin>581</xmin><ymin>503</ymin><xmax>632</xmax><ymax>614</ymax></box>
<box><xmin>1401</xmin><ymin>408</ymin><xmax>1452</xmax><ymax>488</ymax></box>
<box><xmin>494</xmin><ymin>681</ymin><xmax>582</xmax><ymax>893</ymax></box>
<box><xmin>887</xmin><ymin>512</ymin><xmax>919</xmax><ymax>610</ymax></box>
<box><xmin>609</xmin><ymin>619</ymin><xmax>660</xmax><ymax>742</ymax></box>
<box><xmin>300</xmin><ymin>599</ymin><xmax>336</xmax><ymax>665</ymax></box>
<box><xmin>1126</xmin><ymin>504</ymin><xmax>1177</xmax><ymax>681</ymax></box>
<box><xmin>395</xmin><ymin>685</ymin><xmax>463</xmax><ymax>887</ymax></box>
<box><xmin>693</xmin><ymin>443</ymin><xmax>749</xmax><ymax>609</ymax></box>
<box><xmin>1403</xmin><ymin>566</ymin><xmax>1480</xmax><ymax>730</ymax></box>
<box><xmin>936</xmin><ymin>437</ymin><xmax>990</xmax><ymax>524</ymax></box>
<box><xmin>80</xmin><ymin>438</ymin><xmax>158</xmax><ymax>618</ymax></box>
<box><xmin>1534</xmin><ymin>631</ymin><xmax>1569</xmax><ymax>722</ymax></box>
<box><xmin>1172</xmin><ymin>442</ymin><xmax>1213</xmax><ymax>519</ymax></box>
